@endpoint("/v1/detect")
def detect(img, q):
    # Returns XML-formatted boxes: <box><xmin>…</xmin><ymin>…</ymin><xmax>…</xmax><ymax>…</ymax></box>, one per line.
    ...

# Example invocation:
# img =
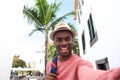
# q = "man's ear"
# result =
<box><xmin>72</xmin><ymin>38</ymin><xmax>74</xmax><ymax>42</ymax></box>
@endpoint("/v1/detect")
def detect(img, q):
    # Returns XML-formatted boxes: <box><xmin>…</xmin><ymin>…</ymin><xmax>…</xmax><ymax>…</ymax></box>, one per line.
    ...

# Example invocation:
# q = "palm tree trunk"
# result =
<box><xmin>45</xmin><ymin>25</ymin><xmax>48</xmax><ymax>75</ymax></box>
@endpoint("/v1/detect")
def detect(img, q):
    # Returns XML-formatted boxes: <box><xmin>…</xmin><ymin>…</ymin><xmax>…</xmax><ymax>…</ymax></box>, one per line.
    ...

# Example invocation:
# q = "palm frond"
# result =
<box><xmin>44</xmin><ymin>0</ymin><xmax>61</xmax><ymax>25</ymax></box>
<box><xmin>35</xmin><ymin>0</ymin><xmax>49</xmax><ymax>24</ymax></box>
<box><xmin>49</xmin><ymin>0</ymin><xmax>62</xmax><ymax>22</ymax></box>
<box><xmin>68</xmin><ymin>23</ymin><xmax>78</xmax><ymax>36</ymax></box>
<box><xmin>23</xmin><ymin>6</ymin><xmax>43</xmax><ymax>28</ymax></box>
<box><xmin>68</xmin><ymin>23</ymin><xmax>76</xmax><ymax>32</ymax></box>
<box><xmin>49</xmin><ymin>11</ymin><xmax>75</xmax><ymax>30</ymax></box>
<box><xmin>29</xmin><ymin>28</ymin><xmax>44</xmax><ymax>36</ymax></box>
<box><xmin>52</xmin><ymin>0</ymin><xmax>62</xmax><ymax>14</ymax></box>
<box><xmin>45</xmin><ymin>4</ymin><xmax>53</xmax><ymax>24</ymax></box>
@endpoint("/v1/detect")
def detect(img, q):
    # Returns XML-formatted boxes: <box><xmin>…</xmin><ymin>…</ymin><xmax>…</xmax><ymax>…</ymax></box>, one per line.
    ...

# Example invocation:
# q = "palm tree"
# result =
<box><xmin>22</xmin><ymin>0</ymin><xmax>74</xmax><ymax>73</ymax></box>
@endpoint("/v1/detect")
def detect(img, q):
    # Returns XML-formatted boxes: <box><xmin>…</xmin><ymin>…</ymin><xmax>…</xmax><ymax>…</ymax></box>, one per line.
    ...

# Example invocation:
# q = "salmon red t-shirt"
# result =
<box><xmin>46</xmin><ymin>54</ymin><xmax>120</xmax><ymax>80</ymax></box>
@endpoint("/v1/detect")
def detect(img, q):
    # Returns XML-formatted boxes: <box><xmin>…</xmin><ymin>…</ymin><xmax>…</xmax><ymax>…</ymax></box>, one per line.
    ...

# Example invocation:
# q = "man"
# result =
<box><xmin>45</xmin><ymin>22</ymin><xmax>120</xmax><ymax>80</ymax></box>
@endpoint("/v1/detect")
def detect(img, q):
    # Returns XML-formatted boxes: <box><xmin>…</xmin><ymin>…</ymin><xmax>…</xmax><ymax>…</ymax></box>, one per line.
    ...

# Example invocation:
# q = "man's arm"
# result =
<box><xmin>77</xmin><ymin>59</ymin><xmax>120</xmax><ymax>80</ymax></box>
<box><xmin>78</xmin><ymin>65</ymin><xmax>120</xmax><ymax>80</ymax></box>
<box><xmin>97</xmin><ymin>67</ymin><xmax>120</xmax><ymax>80</ymax></box>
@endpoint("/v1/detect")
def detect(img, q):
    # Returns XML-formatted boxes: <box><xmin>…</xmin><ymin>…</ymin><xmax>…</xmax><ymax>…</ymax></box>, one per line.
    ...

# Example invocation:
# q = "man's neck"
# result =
<box><xmin>58</xmin><ymin>53</ymin><xmax>72</xmax><ymax>62</ymax></box>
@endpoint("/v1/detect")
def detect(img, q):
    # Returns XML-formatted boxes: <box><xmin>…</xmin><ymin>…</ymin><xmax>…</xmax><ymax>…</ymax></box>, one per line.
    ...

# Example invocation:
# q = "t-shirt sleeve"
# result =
<box><xmin>96</xmin><ymin>67</ymin><xmax>120</xmax><ymax>80</ymax></box>
<box><xmin>77</xmin><ymin>60</ymin><xmax>96</xmax><ymax>80</ymax></box>
<box><xmin>46</xmin><ymin>60</ymin><xmax>52</xmax><ymax>74</ymax></box>
<box><xmin>77</xmin><ymin>59</ymin><xmax>120</xmax><ymax>80</ymax></box>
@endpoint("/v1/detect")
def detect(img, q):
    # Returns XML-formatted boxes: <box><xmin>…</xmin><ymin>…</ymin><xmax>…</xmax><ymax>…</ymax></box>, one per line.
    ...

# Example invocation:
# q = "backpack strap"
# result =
<box><xmin>50</xmin><ymin>55</ymin><xmax>57</xmax><ymax>74</ymax></box>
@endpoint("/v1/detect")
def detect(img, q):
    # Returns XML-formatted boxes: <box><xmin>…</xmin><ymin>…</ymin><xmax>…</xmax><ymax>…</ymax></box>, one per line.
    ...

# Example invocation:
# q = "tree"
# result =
<box><xmin>48</xmin><ymin>42</ymin><xmax>56</xmax><ymax>60</ymax></box>
<box><xmin>73</xmin><ymin>38</ymin><xmax>80</xmax><ymax>56</ymax></box>
<box><xmin>69</xmin><ymin>23</ymin><xmax>80</xmax><ymax>56</ymax></box>
<box><xmin>12</xmin><ymin>55</ymin><xmax>27</xmax><ymax>68</ymax></box>
<box><xmin>23</xmin><ymin>0</ymin><xmax>74</xmax><ymax>73</ymax></box>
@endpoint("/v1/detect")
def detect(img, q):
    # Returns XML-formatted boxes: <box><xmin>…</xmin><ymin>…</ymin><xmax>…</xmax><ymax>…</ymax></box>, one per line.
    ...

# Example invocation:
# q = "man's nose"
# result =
<box><xmin>61</xmin><ymin>39</ymin><xmax>67</xmax><ymax>45</ymax></box>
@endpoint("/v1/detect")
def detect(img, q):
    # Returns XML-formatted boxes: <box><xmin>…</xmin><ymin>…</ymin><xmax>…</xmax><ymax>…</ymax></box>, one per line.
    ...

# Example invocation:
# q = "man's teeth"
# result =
<box><xmin>61</xmin><ymin>48</ymin><xmax>67</xmax><ymax>50</ymax></box>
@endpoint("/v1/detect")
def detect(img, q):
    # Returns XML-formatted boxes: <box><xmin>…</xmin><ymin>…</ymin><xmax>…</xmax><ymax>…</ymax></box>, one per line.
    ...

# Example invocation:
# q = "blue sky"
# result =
<box><xmin>56</xmin><ymin>0</ymin><xmax>76</xmax><ymax>25</ymax></box>
<box><xmin>0</xmin><ymin>0</ymin><xmax>75</xmax><ymax>65</ymax></box>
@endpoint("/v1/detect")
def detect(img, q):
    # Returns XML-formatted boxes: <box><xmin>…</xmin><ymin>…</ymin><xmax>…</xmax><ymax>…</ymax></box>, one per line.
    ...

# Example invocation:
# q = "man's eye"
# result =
<box><xmin>65</xmin><ymin>37</ymin><xmax>71</xmax><ymax>41</ymax></box>
<box><xmin>56</xmin><ymin>39</ymin><xmax>62</xmax><ymax>42</ymax></box>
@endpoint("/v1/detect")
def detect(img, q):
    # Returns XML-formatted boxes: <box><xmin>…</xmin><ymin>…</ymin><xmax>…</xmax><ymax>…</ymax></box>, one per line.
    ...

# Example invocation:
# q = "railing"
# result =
<box><xmin>27</xmin><ymin>76</ymin><xmax>44</xmax><ymax>80</ymax></box>
<box><xmin>10</xmin><ymin>75</ymin><xmax>26</xmax><ymax>80</ymax></box>
<box><xmin>10</xmin><ymin>75</ymin><xmax>45</xmax><ymax>80</ymax></box>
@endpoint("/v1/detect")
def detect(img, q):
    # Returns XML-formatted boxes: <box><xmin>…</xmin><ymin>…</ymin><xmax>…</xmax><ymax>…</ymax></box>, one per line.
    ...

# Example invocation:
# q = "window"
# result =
<box><xmin>78</xmin><ymin>0</ymin><xmax>84</xmax><ymax>15</ymax></box>
<box><xmin>95</xmin><ymin>57</ymin><xmax>110</xmax><ymax>70</ymax></box>
<box><xmin>78</xmin><ymin>12</ymin><xmax>81</xmax><ymax>23</ymax></box>
<box><xmin>82</xmin><ymin>31</ymin><xmax>86</xmax><ymax>54</ymax></box>
<box><xmin>81</xmin><ymin>0</ymin><xmax>84</xmax><ymax>6</ymax></box>
<box><xmin>78</xmin><ymin>0</ymin><xmax>82</xmax><ymax>15</ymax></box>
<box><xmin>77</xmin><ymin>0</ymin><xmax>83</xmax><ymax>24</ymax></box>
<box><xmin>87</xmin><ymin>13</ymin><xmax>98</xmax><ymax>47</ymax></box>
<box><xmin>79</xmin><ymin>0</ymin><xmax>84</xmax><ymax>7</ymax></box>
<box><xmin>77</xmin><ymin>0</ymin><xmax>84</xmax><ymax>24</ymax></box>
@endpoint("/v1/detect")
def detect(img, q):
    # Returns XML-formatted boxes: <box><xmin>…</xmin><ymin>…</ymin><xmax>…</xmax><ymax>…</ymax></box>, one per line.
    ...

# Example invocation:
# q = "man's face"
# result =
<box><xmin>53</xmin><ymin>30</ymin><xmax>74</xmax><ymax>57</ymax></box>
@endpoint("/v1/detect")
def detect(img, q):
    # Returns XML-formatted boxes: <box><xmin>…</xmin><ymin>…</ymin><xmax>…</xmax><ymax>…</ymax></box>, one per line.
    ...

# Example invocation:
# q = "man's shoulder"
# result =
<box><xmin>72</xmin><ymin>54</ymin><xmax>93</xmax><ymax>68</ymax></box>
<box><xmin>47</xmin><ymin>59</ymin><xmax>52</xmax><ymax>64</ymax></box>
<box><xmin>72</xmin><ymin>54</ymin><xmax>82</xmax><ymax>61</ymax></box>
<box><xmin>46</xmin><ymin>59</ymin><xmax>52</xmax><ymax>67</ymax></box>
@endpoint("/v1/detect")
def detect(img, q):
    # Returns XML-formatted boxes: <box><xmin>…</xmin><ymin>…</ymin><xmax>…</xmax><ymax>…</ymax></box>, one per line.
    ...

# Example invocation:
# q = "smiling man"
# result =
<box><xmin>45</xmin><ymin>22</ymin><xmax>120</xmax><ymax>80</ymax></box>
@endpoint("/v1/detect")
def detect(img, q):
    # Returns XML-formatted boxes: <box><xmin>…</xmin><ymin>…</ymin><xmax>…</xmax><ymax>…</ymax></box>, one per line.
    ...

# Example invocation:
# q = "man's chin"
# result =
<box><xmin>60</xmin><ymin>52</ymin><xmax>70</xmax><ymax>57</ymax></box>
<box><xmin>61</xmin><ymin>51</ymin><xmax>68</xmax><ymax>54</ymax></box>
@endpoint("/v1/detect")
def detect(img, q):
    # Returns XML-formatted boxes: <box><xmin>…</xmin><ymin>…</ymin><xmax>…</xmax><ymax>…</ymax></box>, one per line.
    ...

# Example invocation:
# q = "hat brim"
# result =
<box><xmin>50</xmin><ymin>29</ymin><xmax>76</xmax><ymax>40</ymax></box>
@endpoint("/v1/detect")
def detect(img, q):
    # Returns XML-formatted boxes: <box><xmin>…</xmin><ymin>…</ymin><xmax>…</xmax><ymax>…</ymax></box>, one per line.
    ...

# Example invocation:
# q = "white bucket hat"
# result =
<box><xmin>50</xmin><ymin>22</ymin><xmax>76</xmax><ymax>40</ymax></box>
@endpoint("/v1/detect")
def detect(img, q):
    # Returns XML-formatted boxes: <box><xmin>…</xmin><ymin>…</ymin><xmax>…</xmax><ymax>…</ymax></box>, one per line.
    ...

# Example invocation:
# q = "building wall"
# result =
<box><xmin>77</xmin><ymin>0</ymin><xmax>120</xmax><ymax>69</ymax></box>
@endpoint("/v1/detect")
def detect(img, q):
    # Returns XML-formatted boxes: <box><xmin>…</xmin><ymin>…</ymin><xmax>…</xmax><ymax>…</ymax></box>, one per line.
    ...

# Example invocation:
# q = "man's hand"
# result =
<box><xmin>99</xmin><ymin>67</ymin><xmax>120</xmax><ymax>80</ymax></box>
<box><xmin>45</xmin><ymin>73</ymin><xmax>57</xmax><ymax>80</ymax></box>
<box><xmin>108</xmin><ymin>67</ymin><xmax>120</xmax><ymax>80</ymax></box>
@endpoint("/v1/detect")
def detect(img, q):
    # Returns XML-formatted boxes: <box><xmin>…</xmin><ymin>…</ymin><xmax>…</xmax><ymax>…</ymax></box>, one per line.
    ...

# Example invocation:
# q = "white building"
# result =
<box><xmin>74</xmin><ymin>0</ymin><xmax>120</xmax><ymax>70</ymax></box>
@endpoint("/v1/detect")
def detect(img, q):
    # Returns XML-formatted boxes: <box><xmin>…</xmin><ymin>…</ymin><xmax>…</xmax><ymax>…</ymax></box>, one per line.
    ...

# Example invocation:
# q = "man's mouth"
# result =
<box><xmin>60</xmin><ymin>47</ymin><xmax>68</xmax><ymax>54</ymax></box>
<box><xmin>61</xmin><ymin>47</ymin><xmax>67</xmax><ymax>50</ymax></box>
